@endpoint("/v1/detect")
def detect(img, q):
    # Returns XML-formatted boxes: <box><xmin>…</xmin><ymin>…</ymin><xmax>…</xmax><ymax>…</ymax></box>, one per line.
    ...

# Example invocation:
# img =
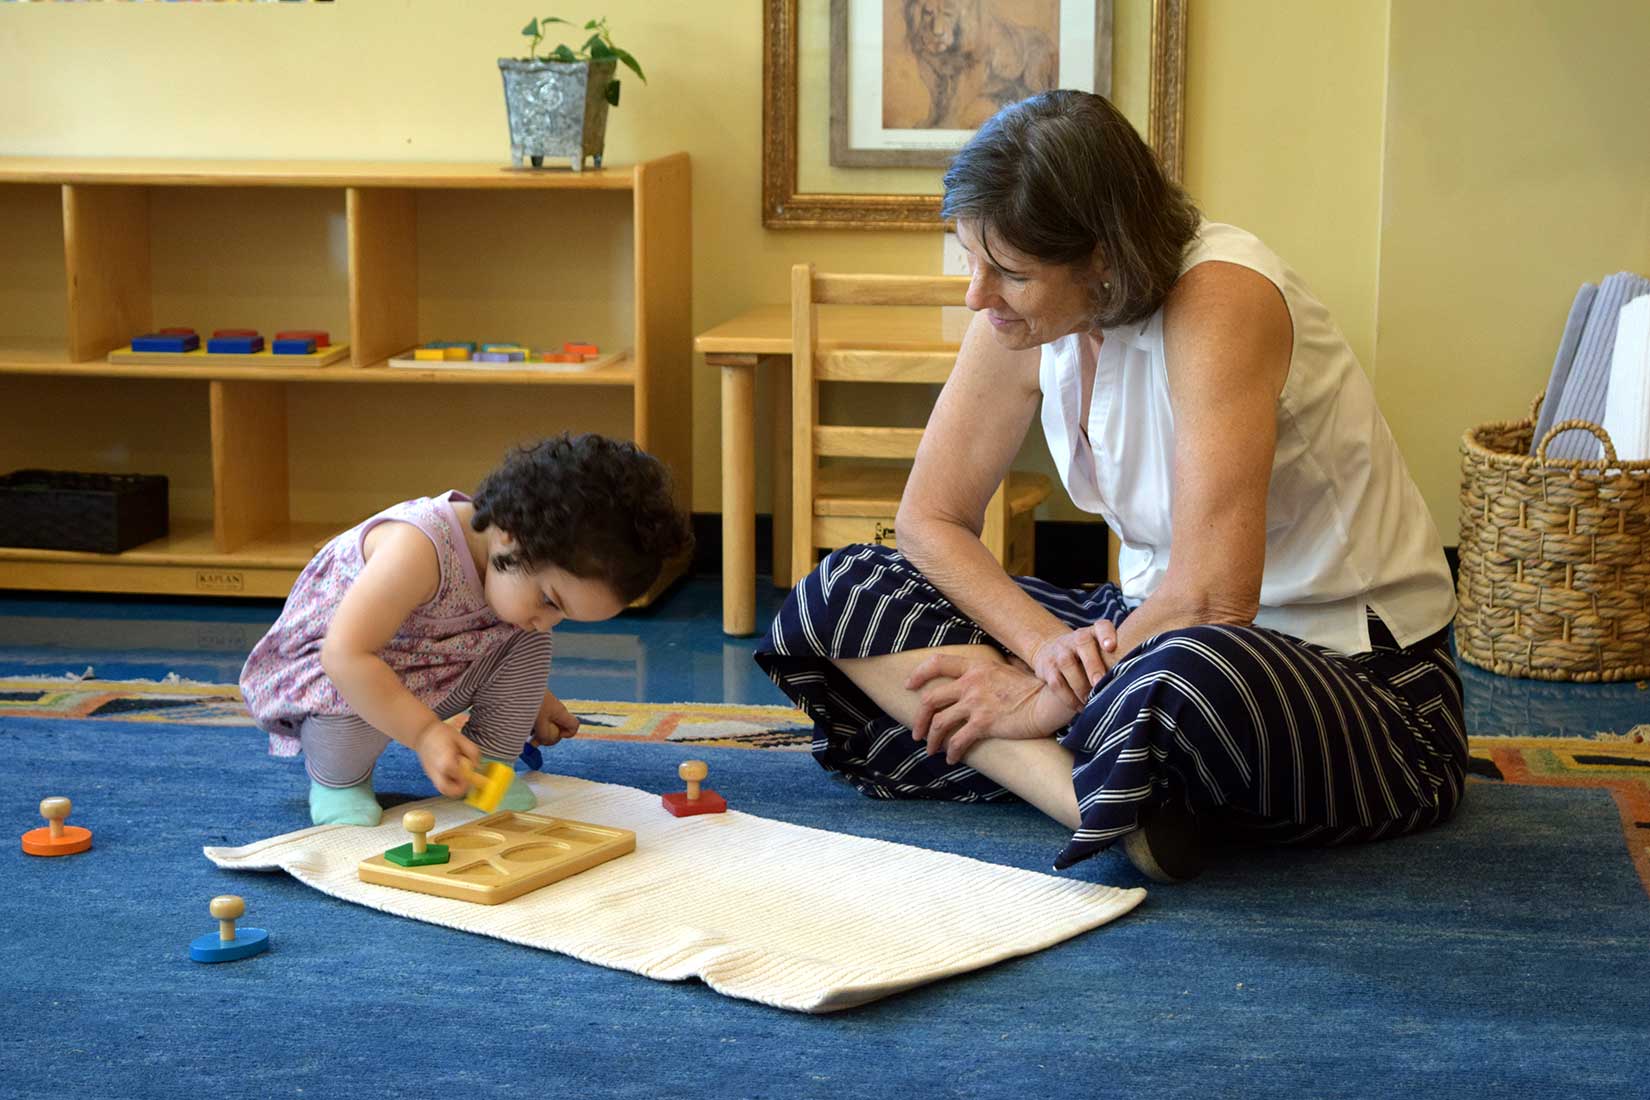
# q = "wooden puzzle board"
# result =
<box><xmin>108</xmin><ymin>343</ymin><xmax>352</xmax><ymax>368</ymax></box>
<box><xmin>357</xmin><ymin>810</ymin><xmax>636</xmax><ymax>905</ymax></box>
<box><xmin>385</xmin><ymin>347</ymin><xmax>628</xmax><ymax>373</ymax></box>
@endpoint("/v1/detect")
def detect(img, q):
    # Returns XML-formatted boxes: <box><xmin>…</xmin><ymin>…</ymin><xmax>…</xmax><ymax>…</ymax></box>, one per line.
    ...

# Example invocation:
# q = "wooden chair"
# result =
<box><xmin>790</xmin><ymin>263</ymin><xmax>1053</xmax><ymax>584</ymax></box>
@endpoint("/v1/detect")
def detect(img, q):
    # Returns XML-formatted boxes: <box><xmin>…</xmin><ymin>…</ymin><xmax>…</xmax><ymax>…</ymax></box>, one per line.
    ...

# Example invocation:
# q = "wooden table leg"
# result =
<box><xmin>717</xmin><ymin>357</ymin><xmax>758</xmax><ymax>635</ymax></box>
<box><xmin>766</xmin><ymin>354</ymin><xmax>792</xmax><ymax>590</ymax></box>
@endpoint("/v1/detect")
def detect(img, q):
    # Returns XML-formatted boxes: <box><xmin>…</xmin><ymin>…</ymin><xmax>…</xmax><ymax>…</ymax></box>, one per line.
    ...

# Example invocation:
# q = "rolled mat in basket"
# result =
<box><xmin>1456</xmin><ymin>392</ymin><xmax>1650</xmax><ymax>682</ymax></box>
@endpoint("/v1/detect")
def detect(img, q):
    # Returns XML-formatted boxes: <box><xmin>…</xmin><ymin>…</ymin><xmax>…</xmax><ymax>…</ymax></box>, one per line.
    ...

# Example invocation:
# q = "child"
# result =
<box><xmin>240</xmin><ymin>433</ymin><xmax>693</xmax><ymax>826</ymax></box>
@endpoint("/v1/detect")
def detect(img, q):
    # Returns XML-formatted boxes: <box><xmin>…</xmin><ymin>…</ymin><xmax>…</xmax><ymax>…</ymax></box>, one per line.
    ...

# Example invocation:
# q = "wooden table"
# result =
<box><xmin>696</xmin><ymin>303</ymin><xmax>968</xmax><ymax>634</ymax></box>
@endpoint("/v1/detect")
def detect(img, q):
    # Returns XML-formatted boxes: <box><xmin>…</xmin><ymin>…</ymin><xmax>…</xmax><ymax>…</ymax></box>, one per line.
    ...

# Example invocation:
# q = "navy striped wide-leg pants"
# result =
<box><xmin>755</xmin><ymin>544</ymin><xmax>1467</xmax><ymax>870</ymax></box>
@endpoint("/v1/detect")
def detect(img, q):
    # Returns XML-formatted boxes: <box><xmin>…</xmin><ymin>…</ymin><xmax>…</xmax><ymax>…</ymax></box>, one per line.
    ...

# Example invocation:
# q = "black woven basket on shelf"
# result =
<box><xmin>0</xmin><ymin>469</ymin><xmax>169</xmax><ymax>554</ymax></box>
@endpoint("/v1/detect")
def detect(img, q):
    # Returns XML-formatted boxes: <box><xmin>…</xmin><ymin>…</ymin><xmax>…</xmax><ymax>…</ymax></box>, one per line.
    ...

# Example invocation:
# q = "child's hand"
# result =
<box><xmin>532</xmin><ymin>690</ymin><xmax>581</xmax><ymax>747</ymax></box>
<box><xmin>412</xmin><ymin>719</ymin><xmax>481</xmax><ymax>798</ymax></box>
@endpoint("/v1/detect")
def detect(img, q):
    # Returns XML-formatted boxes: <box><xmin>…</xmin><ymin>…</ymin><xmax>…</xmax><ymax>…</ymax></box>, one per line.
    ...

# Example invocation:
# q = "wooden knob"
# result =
<box><xmin>210</xmin><ymin>895</ymin><xmax>245</xmax><ymax>942</ymax></box>
<box><xmin>679</xmin><ymin>760</ymin><xmax>708</xmax><ymax>800</ymax></box>
<box><xmin>404</xmin><ymin>810</ymin><xmax>434</xmax><ymax>855</ymax></box>
<box><xmin>40</xmin><ymin>797</ymin><xmax>71</xmax><ymax>839</ymax></box>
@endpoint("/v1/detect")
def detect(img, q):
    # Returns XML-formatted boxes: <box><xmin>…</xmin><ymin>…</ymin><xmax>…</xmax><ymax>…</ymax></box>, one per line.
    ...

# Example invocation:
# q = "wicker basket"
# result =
<box><xmin>1455</xmin><ymin>394</ymin><xmax>1650</xmax><ymax>682</ymax></box>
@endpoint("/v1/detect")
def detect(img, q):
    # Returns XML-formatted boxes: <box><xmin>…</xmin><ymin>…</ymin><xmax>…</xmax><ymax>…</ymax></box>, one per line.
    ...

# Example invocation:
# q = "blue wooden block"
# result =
<box><xmin>272</xmin><ymin>338</ymin><xmax>317</xmax><ymax>355</ymax></box>
<box><xmin>132</xmin><ymin>333</ymin><xmax>200</xmax><ymax>353</ymax></box>
<box><xmin>207</xmin><ymin>335</ymin><xmax>265</xmax><ymax>355</ymax></box>
<box><xmin>189</xmin><ymin>927</ymin><xmax>269</xmax><ymax>963</ymax></box>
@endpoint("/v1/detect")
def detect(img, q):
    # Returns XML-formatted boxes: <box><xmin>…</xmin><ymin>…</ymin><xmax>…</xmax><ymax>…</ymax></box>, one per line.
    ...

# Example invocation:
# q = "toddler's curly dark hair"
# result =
<box><xmin>470</xmin><ymin>433</ymin><xmax>693</xmax><ymax>603</ymax></box>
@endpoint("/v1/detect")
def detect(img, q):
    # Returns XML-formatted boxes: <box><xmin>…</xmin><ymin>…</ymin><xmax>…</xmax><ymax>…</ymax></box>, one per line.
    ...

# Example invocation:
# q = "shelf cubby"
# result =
<box><xmin>0</xmin><ymin>157</ymin><xmax>692</xmax><ymax>602</ymax></box>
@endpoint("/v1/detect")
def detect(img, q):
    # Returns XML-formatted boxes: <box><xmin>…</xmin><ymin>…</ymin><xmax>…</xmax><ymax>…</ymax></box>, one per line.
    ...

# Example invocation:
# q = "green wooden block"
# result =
<box><xmin>383</xmin><ymin>842</ymin><xmax>449</xmax><ymax>867</ymax></box>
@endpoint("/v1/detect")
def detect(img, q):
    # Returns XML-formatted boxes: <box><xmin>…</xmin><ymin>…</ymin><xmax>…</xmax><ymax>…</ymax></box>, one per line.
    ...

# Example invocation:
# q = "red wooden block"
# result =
<box><xmin>661</xmin><ymin>789</ymin><xmax>727</xmax><ymax>817</ymax></box>
<box><xmin>158</xmin><ymin>327</ymin><xmax>198</xmax><ymax>336</ymax></box>
<box><xmin>563</xmin><ymin>341</ymin><xmax>599</xmax><ymax>356</ymax></box>
<box><xmin>276</xmin><ymin>329</ymin><xmax>331</xmax><ymax>347</ymax></box>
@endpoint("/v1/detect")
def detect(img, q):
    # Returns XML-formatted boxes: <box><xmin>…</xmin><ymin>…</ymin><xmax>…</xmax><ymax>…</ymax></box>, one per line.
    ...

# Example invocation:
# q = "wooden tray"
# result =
<box><xmin>384</xmin><ymin>347</ymin><xmax>627</xmax><ymax>373</ymax></box>
<box><xmin>357</xmin><ymin>809</ymin><xmax>635</xmax><ymax>905</ymax></box>
<box><xmin>108</xmin><ymin>343</ymin><xmax>351</xmax><ymax>368</ymax></box>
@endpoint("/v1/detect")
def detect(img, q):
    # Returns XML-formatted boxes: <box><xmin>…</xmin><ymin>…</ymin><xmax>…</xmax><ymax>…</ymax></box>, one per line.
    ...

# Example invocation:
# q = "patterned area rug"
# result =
<box><xmin>0</xmin><ymin>675</ymin><xmax>813</xmax><ymax>749</ymax></box>
<box><xmin>3</xmin><ymin>675</ymin><xmax>1646</xmax><ymax>896</ymax></box>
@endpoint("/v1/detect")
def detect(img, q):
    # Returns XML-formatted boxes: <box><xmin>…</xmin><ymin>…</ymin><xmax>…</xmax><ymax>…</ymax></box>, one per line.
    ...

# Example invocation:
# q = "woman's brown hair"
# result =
<box><xmin>941</xmin><ymin>90</ymin><xmax>1201</xmax><ymax>328</ymax></box>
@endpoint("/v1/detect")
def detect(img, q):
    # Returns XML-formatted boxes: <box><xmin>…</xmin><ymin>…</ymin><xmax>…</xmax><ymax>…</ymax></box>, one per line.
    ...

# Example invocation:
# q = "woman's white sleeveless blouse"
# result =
<box><xmin>1038</xmin><ymin>222</ymin><xmax>1455</xmax><ymax>655</ymax></box>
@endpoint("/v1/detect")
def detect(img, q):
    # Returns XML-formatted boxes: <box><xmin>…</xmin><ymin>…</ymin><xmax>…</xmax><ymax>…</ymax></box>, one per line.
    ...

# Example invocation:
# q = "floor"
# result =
<box><xmin>0</xmin><ymin>576</ymin><xmax>1645</xmax><ymax>738</ymax></box>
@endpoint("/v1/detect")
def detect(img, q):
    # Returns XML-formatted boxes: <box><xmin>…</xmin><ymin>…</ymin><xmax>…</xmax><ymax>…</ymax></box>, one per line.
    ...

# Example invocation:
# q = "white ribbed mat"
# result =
<box><xmin>204</xmin><ymin>772</ymin><xmax>1145</xmax><ymax>1013</ymax></box>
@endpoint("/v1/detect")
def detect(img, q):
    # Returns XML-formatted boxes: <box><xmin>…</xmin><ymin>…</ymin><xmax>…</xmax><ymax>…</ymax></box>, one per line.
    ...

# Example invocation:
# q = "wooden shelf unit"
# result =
<box><xmin>0</xmin><ymin>157</ymin><xmax>692</xmax><ymax>600</ymax></box>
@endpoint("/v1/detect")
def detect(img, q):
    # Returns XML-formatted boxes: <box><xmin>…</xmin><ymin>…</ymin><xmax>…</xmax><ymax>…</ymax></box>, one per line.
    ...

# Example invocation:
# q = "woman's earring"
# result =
<box><xmin>1102</xmin><ymin>281</ymin><xmax>1113</xmax><ymax>291</ymax></box>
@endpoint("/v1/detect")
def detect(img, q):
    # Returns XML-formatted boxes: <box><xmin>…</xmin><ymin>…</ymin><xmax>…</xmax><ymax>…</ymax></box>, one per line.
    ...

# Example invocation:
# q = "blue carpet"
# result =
<box><xmin>3</xmin><ymin>715</ymin><xmax>1647</xmax><ymax>1100</ymax></box>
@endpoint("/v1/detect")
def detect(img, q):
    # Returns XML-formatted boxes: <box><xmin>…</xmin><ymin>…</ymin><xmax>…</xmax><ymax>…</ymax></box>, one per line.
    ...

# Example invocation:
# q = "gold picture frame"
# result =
<box><xmin>764</xmin><ymin>0</ymin><xmax>1187</xmax><ymax>231</ymax></box>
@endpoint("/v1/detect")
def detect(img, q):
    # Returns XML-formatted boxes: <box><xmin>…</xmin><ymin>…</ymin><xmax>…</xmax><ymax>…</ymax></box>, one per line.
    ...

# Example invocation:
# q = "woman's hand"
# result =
<box><xmin>532</xmin><ymin>690</ymin><xmax>581</xmax><ymax>747</ymax></box>
<box><xmin>1028</xmin><ymin>620</ymin><xmax>1120</xmax><ymax>710</ymax></box>
<box><xmin>411</xmin><ymin>719</ymin><xmax>482</xmax><ymax>798</ymax></box>
<box><xmin>905</xmin><ymin>654</ymin><xmax>1080</xmax><ymax>765</ymax></box>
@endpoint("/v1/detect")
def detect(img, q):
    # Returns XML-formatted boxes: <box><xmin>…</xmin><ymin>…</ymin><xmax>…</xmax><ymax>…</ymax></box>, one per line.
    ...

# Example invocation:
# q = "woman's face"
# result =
<box><xmin>956</xmin><ymin>218</ymin><xmax>1104</xmax><ymax>349</ymax></box>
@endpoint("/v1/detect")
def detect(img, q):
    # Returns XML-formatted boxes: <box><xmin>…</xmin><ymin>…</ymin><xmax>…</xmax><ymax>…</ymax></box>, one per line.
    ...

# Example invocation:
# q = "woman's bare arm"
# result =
<box><xmin>1107</xmin><ymin>260</ymin><xmax>1293</xmax><ymax>661</ymax></box>
<box><xmin>896</xmin><ymin>309</ymin><xmax>1075</xmax><ymax>663</ymax></box>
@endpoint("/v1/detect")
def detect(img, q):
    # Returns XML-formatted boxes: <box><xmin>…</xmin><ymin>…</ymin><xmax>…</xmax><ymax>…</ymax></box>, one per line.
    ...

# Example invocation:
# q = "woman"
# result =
<box><xmin>755</xmin><ymin>91</ymin><xmax>1465</xmax><ymax>882</ymax></box>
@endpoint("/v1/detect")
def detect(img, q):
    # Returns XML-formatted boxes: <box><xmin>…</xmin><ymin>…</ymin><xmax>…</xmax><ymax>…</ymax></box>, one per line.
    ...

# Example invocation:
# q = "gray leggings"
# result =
<box><xmin>300</xmin><ymin>630</ymin><xmax>554</xmax><ymax>788</ymax></box>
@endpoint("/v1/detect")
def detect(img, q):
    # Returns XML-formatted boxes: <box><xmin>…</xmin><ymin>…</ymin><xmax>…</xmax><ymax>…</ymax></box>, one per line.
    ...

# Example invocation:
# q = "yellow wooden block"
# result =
<box><xmin>357</xmin><ymin>810</ymin><xmax>636</xmax><ymax>904</ymax></box>
<box><xmin>413</xmin><ymin>347</ymin><xmax>448</xmax><ymax>361</ymax></box>
<box><xmin>443</xmin><ymin>346</ymin><xmax>471</xmax><ymax>360</ymax></box>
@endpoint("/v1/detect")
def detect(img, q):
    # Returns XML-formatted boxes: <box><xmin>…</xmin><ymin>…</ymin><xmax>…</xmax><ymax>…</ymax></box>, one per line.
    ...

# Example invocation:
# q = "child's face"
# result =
<box><xmin>483</xmin><ymin>535</ymin><xmax>628</xmax><ymax>632</ymax></box>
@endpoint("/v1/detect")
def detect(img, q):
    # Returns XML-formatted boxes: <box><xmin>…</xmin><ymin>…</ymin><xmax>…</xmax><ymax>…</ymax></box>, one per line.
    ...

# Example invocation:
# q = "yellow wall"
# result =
<box><xmin>4</xmin><ymin>1</ymin><xmax>1644</xmax><ymax>542</ymax></box>
<box><xmin>1184</xmin><ymin>0</ymin><xmax>1388</xmax><ymax>373</ymax></box>
<box><xmin>1376</xmin><ymin>0</ymin><xmax>1650</xmax><ymax>536</ymax></box>
<box><xmin>0</xmin><ymin>0</ymin><xmax>1386</xmax><ymax>526</ymax></box>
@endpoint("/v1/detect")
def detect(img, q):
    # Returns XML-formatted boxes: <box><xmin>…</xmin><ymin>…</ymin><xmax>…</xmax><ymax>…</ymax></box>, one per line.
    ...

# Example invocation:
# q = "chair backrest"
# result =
<box><xmin>789</xmin><ymin>264</ymin><xmax>971</xmax><ymax>578</ymax></box>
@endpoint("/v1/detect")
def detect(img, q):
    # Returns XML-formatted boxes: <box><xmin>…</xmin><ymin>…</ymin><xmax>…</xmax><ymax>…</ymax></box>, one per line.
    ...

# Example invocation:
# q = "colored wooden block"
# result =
<box><xmin>660</xmin><ymin>760</ymin><xmax>727</xmax><ymax>817</ymax></box>
<box><xmin>661</xmin><ymin>789</ymin><xmax>727</xmax><ymax>817</ymax></box>
<box><xmin>208</xmin><ymin>334</ymin><xmax>265</xmax><ymax>354</ymax></box>
<box><xmin>275</xmin><ymin>329</ymin><xmax>330</xmax><ymax>347</ymax></box>
<box><xmin>20</xmin><ymin>797</ymin><xmax>92</xmax><ymax>857</ymax></box>
<box><xmin>357</xmin><ymin>810</ymin><xmax>636</xmax><ymax>905</ymax></box>
<box><xmin>188</xmin><ymin>895</ymin><xmax>269</xmax><ymax>963</ymax></box>
<box><xmin>443</xmin><ymin>346</ymin><xmax>472</xmax><ymax>360</ymax></box>
<box><xmin>157</xmin><ymin>327</ymin><xmax>198</xmax><ymax>336</ymax></box>
<box><xmin>272</xmin><ymin>338</ymin><xmax>317</xmax><ymax>355</ymax></box>
<box><xmin>564</xmin><ymin>341</ymin><xmax>599</xmax><ymax>355</ymax></box>
<box><xmin>132</xmin><ymin>333</ymin><xmax>200</xmax><ymax>353</ymax></box>
<box><xmin>190</xmin><ymin>927</ymin><xmax>269</xmax><ymax>963</ymax></box>
<box><xmin>473</xmin><ymin>352</ymin><xmax>514</xmax><ymax>363</ymax></box>
<box><xmin>211</xmin><ymin>328</ymin><xmax>260</xmax><ymax>338</ymax></box>
<box><xmin>383</xmin><ymin>841</ymin><xmax>450</xmax><ymax>867</ymax></box>
<box><xmin>383</xmin><ymin>810</ymin><xmax>449</xmax><ymax>866</ymax></box>
<box><xmin>413</xmin><ymin>347</ymin><xmax>449</xmax><ymax>361</ymax></box>
<box><xmin>481</xmin><ymin>343</ymin><xmax>528</xmax><ymax>354</ymax></box>
<box><xmin>464</xmin><ymin>761</ymin><xmax>515</xmax><ymax>812</ymax></box>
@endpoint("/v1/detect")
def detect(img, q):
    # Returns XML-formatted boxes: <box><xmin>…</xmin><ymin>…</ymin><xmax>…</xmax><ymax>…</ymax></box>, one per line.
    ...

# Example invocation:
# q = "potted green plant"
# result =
<box><xmin>498</xmin><ymin>15</ymin><xmax>647</xmax><ymax>171</ymax></box>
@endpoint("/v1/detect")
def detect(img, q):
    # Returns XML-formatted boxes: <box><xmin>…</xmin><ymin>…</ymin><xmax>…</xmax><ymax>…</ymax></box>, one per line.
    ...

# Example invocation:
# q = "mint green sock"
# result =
<box><xmin>309</xmin><ymin>779</ymin><xmax>383</xmax><ymax>826</ymax></box>
<box><xmin>480</xmin><ymin>758</ymin><xmax>537</xmax><ymax>811</ymax></box>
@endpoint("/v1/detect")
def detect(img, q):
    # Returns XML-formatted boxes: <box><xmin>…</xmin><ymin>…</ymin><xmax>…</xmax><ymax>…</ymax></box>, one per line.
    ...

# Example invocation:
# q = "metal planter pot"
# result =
<box><xmin>497</xmin><ymin>58</ymin><xmax>617</xmax><ymax>171</ymax></box>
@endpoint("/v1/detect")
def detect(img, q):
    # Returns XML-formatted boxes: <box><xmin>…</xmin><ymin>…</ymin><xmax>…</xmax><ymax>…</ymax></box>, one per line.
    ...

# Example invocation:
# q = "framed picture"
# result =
<box><xmin>830</xmin><ymin>0</ymin><xmax>1113</xmax><ymax>169</ymax></box>
<box><xmin>763</xmin><ymin>0</ymin><xmax>1186</xmax><ymax>230</ymax></box>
